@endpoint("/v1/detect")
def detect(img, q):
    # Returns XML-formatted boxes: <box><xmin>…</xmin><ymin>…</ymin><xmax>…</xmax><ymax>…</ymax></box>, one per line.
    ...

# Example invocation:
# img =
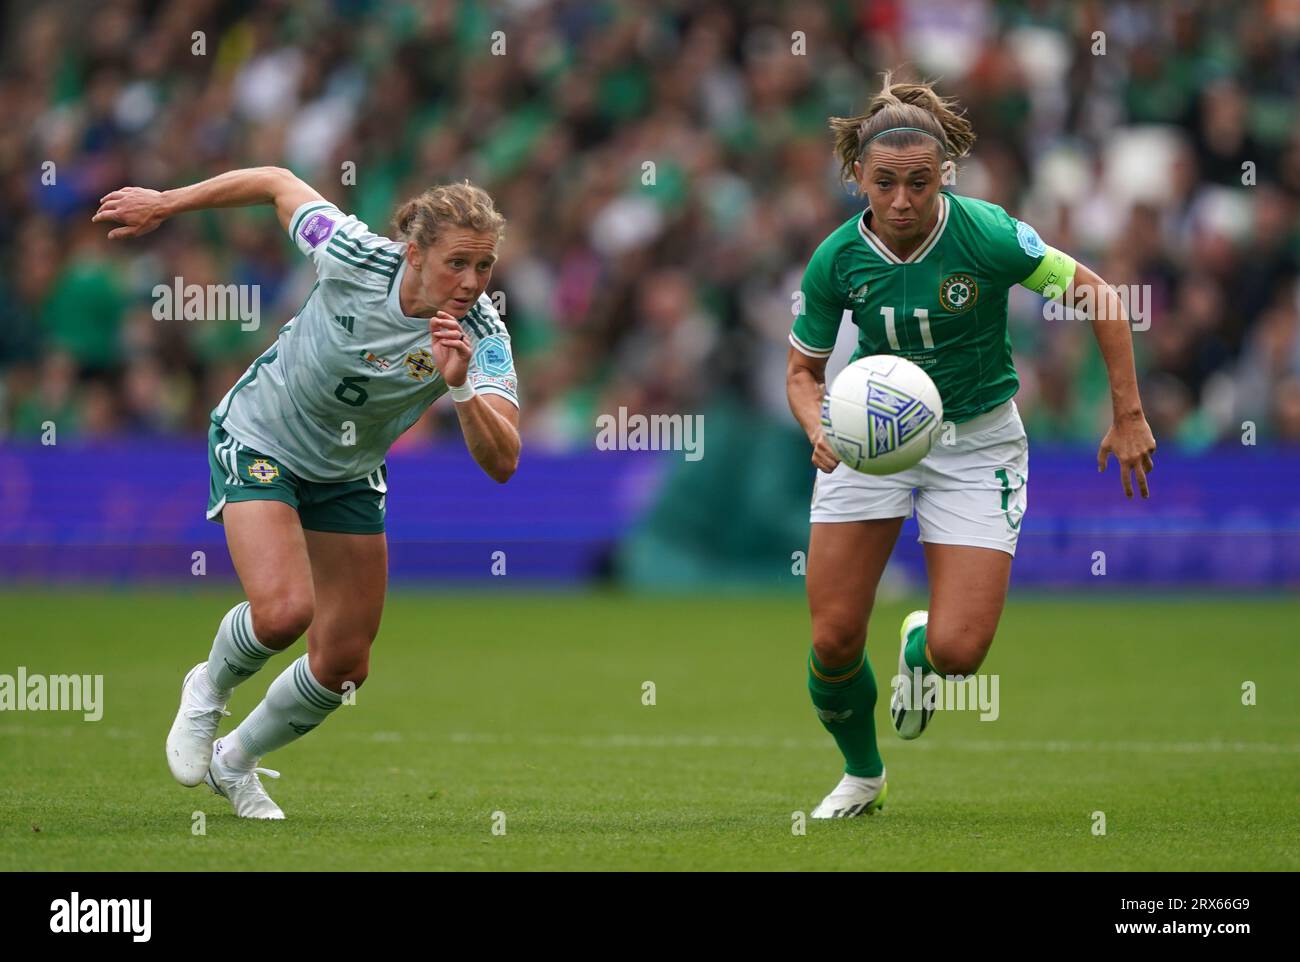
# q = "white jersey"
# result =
<box><xmin>213</xmin><ymin>200</ymin><xmax>518</xmax><ymax>482</ymax></box>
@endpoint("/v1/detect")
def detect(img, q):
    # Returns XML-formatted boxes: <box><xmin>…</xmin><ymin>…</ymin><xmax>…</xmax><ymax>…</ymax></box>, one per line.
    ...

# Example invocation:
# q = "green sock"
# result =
<box><xmin>903</xmin><ymin>623</ymin><xmax>936</xmax><ymax>674</ymax></box>
<box><xmin>807</xmin><ymin>648</ymin><xmax>883</xmax><ymax>778</ymax></box>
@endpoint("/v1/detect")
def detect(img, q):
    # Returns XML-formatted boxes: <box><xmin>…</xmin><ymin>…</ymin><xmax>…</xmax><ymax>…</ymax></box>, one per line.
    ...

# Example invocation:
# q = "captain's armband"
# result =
<box><xmin>1019</xmin><ymin>246</ymin><xmax>1077</xmax><ymax>300</ymax></box>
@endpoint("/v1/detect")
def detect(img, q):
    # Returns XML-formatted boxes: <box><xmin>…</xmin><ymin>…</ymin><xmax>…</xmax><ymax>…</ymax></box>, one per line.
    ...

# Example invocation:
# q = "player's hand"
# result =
<box><xmin>92</xmin><ymin>187</ymin><xmax>168</xmax><ymax>239</ymax></box>
<box><xmin>1098</xmin><ymin>412</ymin><xmax>1156</xmax><ymax>499</ymax></box>
<box><xmin>430</xmin><ymin>311</ymin><xmax>472</xmax><ymax>387</ymax></box>
<box><xmin>810</xmin><ymin>426</ymin><xmax>841</xmax><ymax>473</ymax></box>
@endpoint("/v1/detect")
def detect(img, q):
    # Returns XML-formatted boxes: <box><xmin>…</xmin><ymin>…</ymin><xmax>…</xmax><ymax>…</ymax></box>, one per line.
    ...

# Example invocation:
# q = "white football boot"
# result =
<box><xmin>811</xmin><ymin>770</ymin><xmax>888</xmax><ymax>819</ymax></box>
<box><xmin>165</xmin><ymin>662</ymin><xmax>230</xmax><ymax>786</ymax></box>
<box><xmin>204</xmin><ymin>736</ymin><xmax>284</xmax><ymax>820</ymax></box>
<box><xmin>890</xmin><ymin>610</ymin><xmax>934</xmax><ymax>739</ymax></box>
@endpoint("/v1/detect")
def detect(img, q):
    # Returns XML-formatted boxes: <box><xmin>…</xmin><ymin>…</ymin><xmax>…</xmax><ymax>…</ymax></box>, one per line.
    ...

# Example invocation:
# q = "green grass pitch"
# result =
<box><xmin>2</xmin><ymin>589</ymin><xmax>1297</xmax><ymax>871</ymax></box>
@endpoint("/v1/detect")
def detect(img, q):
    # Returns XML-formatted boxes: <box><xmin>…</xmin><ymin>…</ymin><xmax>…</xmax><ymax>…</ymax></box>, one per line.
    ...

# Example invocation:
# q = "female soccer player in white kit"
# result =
<box><xmin>95</xmin><ymin>168</ymin><xmax>520</xmax><ymax>818</ymax></box>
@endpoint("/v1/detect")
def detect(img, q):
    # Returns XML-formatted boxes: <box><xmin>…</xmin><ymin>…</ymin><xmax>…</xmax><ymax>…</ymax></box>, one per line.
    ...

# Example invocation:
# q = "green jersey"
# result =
<box><xmin>790</xmin><ymin>191</ymin><xmax>1075</xmax><ymax>423</ymax></box>
<box><xmin>212</xmin><ymin>200</ymin><xmax>518</xmax><ymax>483</ymax></box>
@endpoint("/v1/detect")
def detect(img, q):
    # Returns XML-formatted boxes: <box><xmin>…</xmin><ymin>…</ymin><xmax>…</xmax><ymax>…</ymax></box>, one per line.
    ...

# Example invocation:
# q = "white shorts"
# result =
<box><xmin>810</xmin><ymin>399</ymin><xmax>1029</xmax><ymax>556</ymax></box>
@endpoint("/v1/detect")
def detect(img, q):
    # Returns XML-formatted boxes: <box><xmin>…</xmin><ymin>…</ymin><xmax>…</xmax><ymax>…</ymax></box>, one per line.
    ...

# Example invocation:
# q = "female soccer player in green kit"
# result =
<box><xmin>787</xmin><ymin>74</ymin><xmax>1157</xmax><ymax>818</ymax></box>
<box><xmin>94</xmin><ymin>169</ymin><xmax>520</xmax><ymax>818</ymax></box>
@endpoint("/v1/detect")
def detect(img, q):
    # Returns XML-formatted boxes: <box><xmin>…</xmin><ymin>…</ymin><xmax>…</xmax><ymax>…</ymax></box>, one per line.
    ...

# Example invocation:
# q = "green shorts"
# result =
<box><xmin>206</xmin><ymin>422</ymin><xmax>387</xmax><ymax>534</ymax></box>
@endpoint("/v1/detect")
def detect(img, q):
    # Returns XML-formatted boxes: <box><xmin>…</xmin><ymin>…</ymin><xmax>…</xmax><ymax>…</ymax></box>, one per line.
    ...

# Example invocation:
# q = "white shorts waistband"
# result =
<box><xmin>947</xmin><ymin>399</ymin><xmax>1015</xmax><ymax>439</ymax></box>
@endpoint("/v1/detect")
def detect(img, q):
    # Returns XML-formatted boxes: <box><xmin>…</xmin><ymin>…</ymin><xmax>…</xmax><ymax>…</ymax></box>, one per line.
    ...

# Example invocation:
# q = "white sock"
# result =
<box><xmin>230</xmin><ymin>654</ymin><xmax>343</xmax><ymax>764</ymax></box>
<box><xmin>206</xmin><ymin>601</ymin><xmax>279</xmax><ymax>693</ymax></box>
<box><xmin>215</xmin><ymin>734</ymin><xmax>256</xmax><ymax>772</ymax></box>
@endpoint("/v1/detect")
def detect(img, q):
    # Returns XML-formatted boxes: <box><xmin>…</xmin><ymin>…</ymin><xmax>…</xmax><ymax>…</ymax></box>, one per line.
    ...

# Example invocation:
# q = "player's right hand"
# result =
<box><xmin>810</xmin><ymin>427</ymin><xmax>840</xmax><ymax>473</ymax></box>
<box><xmin>430</xmin><ymin>311</ymin><xmax>472</xmax><ymax>387</ymax></box>
<box><xmin>93</xmin><ymin>187</ymin><xmax>168</xmax><ymax>239</ymax></box>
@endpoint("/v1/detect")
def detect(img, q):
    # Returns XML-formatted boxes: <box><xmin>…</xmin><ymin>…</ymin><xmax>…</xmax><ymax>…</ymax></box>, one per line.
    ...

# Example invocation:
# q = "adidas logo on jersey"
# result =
<box><xmin>335</xmin><ymin>315</ymin><xmax>355</xmax><ymax>334</ymax></box>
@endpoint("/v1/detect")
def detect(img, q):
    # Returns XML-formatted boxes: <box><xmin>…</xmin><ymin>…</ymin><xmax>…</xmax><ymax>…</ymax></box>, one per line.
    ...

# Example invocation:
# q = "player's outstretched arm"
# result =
<box><xmin>1069</xmin><ymin>262</ymin><xmax>1157</xmax><ymax>499</ymax></box>
<box><xmin>93</xmin><ymin>167</ymin><xmax>323</xmax><ymax>239</ymax></box>
<box><xmin>786</xmin><ymin>347</ymin><xmax>840</xmax><ymax>474</ymax></box>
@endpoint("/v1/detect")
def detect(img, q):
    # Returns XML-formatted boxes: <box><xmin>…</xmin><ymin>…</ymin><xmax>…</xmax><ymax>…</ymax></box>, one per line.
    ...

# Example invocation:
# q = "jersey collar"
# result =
<box><xmin>387</xmin><ymin>261</ymin><xmax>433</xmax><ymax>329</ymax></box>
<box><xmin>858</xmin><ymin>192</ymin><xmax>949</xmax><ymax>265</ymax></box>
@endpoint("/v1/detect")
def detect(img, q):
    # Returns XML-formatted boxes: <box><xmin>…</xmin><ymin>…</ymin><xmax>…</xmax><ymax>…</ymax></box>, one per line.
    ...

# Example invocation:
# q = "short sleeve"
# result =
<box><xmin>464</xmin><ymin>301</ymin><xmax>518</xmax><ymax>407</ymax></box>
<box><xmin>287</xmin><ymin>200</ymin><xmax>404</xmax><ymax>288</ymax></box>
<box><xmin>981</xmin><ymin>205</ymin><xmax>1076</xmax><ymax>300</ymax></box>
<box><xmin>790</xmin><ymin>246</ymin><xmax>847</xmax><ymax>358</ymax></box>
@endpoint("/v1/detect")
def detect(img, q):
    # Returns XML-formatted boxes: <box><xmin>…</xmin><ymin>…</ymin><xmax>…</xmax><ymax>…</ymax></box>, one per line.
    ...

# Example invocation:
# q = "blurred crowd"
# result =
<box><xmin>2</xmin><ymin>0</ymin><xmax>1299</xmax><ymax>449</ymax></box>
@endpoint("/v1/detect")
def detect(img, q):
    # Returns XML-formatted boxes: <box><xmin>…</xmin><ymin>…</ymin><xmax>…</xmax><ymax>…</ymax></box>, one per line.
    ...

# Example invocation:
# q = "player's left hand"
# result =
<box><xmin>430</xmin><ymin>311</ymin><xmax>472</xmax><ymax>388</ymax></box>
<box><xmin>1098</xmin><ymin>412</ymin><xmax>1156</xmax><ymax>499</ymax></box>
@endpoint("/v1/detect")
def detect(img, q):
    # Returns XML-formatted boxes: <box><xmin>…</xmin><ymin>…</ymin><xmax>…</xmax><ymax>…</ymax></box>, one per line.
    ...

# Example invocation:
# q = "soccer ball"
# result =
<box><xmin>821</xmin><ymin>356</ymin><xmax>943</xmax><ymax>475</ymax></box>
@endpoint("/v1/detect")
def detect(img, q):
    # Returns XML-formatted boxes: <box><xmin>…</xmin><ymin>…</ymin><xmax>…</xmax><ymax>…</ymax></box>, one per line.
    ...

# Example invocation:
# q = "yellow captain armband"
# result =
<box><xmin>1019</xmin><ymin>246</ymin><xmax>1077</xmax><ymax>300</ymax></box>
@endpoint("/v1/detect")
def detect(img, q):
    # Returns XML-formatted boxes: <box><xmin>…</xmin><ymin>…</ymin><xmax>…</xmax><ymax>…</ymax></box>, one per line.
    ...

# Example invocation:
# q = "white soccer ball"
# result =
<box><xmin>821</xmin><ymin>356</ymin><xmax>943</xmax><ymax>475</ymax></box>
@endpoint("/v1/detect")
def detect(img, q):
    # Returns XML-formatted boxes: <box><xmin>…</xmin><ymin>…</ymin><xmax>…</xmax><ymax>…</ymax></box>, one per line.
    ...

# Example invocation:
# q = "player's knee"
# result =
<box><xmin>309</xmin><ymin>648</ymin><xmax>369</xmax><ymax>693</ymax></box>
<box><xmin>811</xmin><ymin>622</ymin><xmax>867</xmax><ymax>670</ymax></box>
<box><xmin>251</xmin><ymin>597</ymin><xmax>313</xmax><ymax>648</ymax></box>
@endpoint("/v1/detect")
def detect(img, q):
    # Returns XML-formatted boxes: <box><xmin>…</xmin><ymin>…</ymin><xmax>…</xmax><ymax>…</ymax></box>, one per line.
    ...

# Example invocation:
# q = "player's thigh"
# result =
<box><xmin>922</xmin><ymin>543</ymin><xmax>1012</xmax><ymax>675</ymax></box>
<box><xmin>222</xmin><ymin>499</ymin><xmax>315</xmax><ymax>648</ymax></box>
<box><xmin>302</xmin><ymin>528</ymin><xmax>387</xmax><ymax>690</ymax></box>
<box><xmin>807</xmin><ymin>518</ymin><xmax>904</xmax><ymax>667</ymax></box>
<box><xmin>913</xmin><ymin>402</ymin><xmax>1026</xmax><ymax>674</ymax></box>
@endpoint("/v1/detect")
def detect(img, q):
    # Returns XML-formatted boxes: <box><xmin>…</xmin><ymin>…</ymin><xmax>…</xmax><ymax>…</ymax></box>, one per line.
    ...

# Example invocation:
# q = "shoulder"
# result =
<box><xmin>804</xmin><ymin>211</ymin><xmax>864</xmax><ymax>290</ymax></box>
<box><xmin>947</xmin><ymin>193</ymin><xmax>1035</xmax><ymax>239</ymax></box>
<box><xmin>321</xmin><ymin>220</ymin><xmax>405</xmax><ymax>289</ymax></box>
<box><xmin>290</xmin><ymin>201</ymin><xmax>405</xmax><ymax>290</ymax></box>
<box><xmin>947</xmin><ymin>192</ymin><xmax>1047</xmax><ymax>258</ymax></box>
<box><xmin>945</xmin><ymin>192</ymin><xmax>1015</xmax><ymax>229</ymax></box>
<box><xmin>809</xmin><ymin>211</ymin><xmax>864</xmax><ymax>264</ymax></box>
<box><xmin>463</xmin><ymin>294</ymin><xmax>508</xmax><ymax>342</ymax></box>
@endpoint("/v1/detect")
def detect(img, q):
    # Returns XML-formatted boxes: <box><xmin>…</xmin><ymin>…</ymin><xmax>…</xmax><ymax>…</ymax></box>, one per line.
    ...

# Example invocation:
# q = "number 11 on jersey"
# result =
<box><xmin>881</xmin><ymin>306</ymin><xmax>935</xmax><ymax>351</ymax></box>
